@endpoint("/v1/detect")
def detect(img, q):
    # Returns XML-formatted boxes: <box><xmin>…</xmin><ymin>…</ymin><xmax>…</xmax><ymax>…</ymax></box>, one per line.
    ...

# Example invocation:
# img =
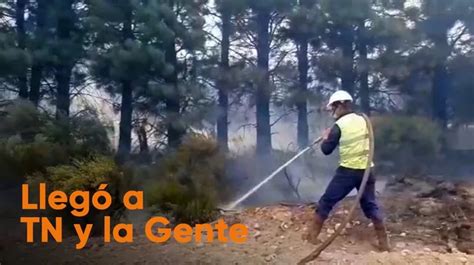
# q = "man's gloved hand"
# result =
<box><xmin>322</xmin><ymin>128</ymin><xmax>331</xmax><ymax>141</ymax></box>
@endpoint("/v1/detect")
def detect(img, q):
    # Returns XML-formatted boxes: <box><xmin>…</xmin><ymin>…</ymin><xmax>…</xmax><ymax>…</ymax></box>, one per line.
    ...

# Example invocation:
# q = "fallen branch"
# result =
<box><xmin>284</xmin><ymin>167</ymin><xmax>302</xmax><ymax>201</ymax></box>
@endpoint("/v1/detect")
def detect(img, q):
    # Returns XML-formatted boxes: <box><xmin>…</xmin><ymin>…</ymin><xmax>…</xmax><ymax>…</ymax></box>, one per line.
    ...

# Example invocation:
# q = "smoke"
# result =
<box><xmin>227</xmin><ymin>101</ymin><xmax>334</xmax><ymax>152</ymax></box>
<box><xmin>224</xmin><ymin>102</ymin><xmax>393</xmax><ymax>207</ymax></box>
<box><xmin>71</xmin><ymin>88</ymin><xmax>388</xmax><ymax>206</ymax></box>
<box><xmin>224</xmin><ymin>103</ymin><xmax>342</xmax><ymax>206</ymax></box>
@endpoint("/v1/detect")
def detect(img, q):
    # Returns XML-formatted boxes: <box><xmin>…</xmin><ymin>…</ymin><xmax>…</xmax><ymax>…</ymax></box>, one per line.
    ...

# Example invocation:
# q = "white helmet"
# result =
<box><xmin>327</xmin><ymin>90</ymin><xmax>353</xmax><ymax>108</ymax></box>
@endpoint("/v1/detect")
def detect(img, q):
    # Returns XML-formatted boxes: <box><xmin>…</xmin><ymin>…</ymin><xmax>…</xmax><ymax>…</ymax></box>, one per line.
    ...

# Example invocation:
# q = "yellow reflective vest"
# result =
<box><xmin>335</xmin><ymin>113</ymin><xmax>374</xmax><ymax>169</ymax></box>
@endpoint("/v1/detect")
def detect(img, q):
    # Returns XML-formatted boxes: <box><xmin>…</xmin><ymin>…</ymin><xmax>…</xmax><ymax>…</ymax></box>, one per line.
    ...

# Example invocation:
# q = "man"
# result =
<box><xmin>304</xmin><ymin>90</ymin><xmax>390</xmax><ymax>252</ymax></box>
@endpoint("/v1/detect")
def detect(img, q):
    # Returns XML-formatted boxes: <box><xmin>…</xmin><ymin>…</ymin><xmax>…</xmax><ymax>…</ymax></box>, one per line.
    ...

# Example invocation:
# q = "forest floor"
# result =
<box><xmin>2</xmin><ymin>176</ymin><xmax>474</xmax><ymax>265</ymax></box>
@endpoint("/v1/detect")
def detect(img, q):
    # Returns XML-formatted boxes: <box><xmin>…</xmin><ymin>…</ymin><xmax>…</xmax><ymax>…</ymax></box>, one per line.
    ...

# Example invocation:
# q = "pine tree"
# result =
<box><xmin>28</xmin><ymin>0</ymin><xmax>50</xmax><ymax>106</ymax></box>
<box><xmin>354</xmin><ymin>0</ymin><xmax>409</xmax><ymax>115</ymax></box>
<box><xmin>450</xmin><ymin>53</ymin><xmax>474</xmax><ymax>124</ymax></box>
<box><xmin>0</xmin><ymin>0</ymin><xmax>30</xmax><ymax>98</ymax></box>
<box><xmin>316</xmin><ymin>0</ymin><xmax>408</xmax><ymax>115</ymax></box>
<box><xmin>215</xmin><ymin>0</ymin><xmax>233</xmax><ymax>152</ymax></box>
<box><xmin>88</xmin><ymin>0</ymin><xmax>169</xmax><ymax>160</ymax></box>
<box><xmin>160</xmin><ymin>0</ymin><xmax>207</xmax><ymax>149</ymax></box>
<box><xmin>245</xmin><ymin>0</ymin><xmax>295</xmax><ymax>156</ymax></box>
<box><xmin>282</xmin><ymin>0</ymin><xmax>322</xmax><ymax>148</ymax></box>
<box><xmin>215</xmin><ymin>0</ymin><xmax>246</xmax><ymax>151</ymax></box>
<box><xmin>409</xmin><ymin>0</ymin><xmax>474</xmax><ymax>127</ymax></box>
<box><xmin>52</xmin><ymin>0</ymin><xmax>81</xmax><ymax>120</ymax></box>
<box><xmin>15</xmin><ymin>0</ymin><xmax>28</xmax><ymax>99</ymax></box>
<box><xmin>319</xmin><ymin>0</ymin><xmax>367</xmax><ymax>96</ymax></box>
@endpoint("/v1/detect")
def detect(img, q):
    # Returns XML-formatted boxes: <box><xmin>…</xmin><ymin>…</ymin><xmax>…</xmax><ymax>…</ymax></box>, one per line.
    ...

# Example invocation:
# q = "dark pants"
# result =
<box><xmin>316</xmin><ymin>166</ymin><xmax>383</xmax><ymax>222</ymax></box>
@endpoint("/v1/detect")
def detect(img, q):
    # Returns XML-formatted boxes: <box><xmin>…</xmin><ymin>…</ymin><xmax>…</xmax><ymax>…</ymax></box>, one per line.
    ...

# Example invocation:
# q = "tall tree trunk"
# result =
<box><xmin>432</xmin><ymin>63</ymin><xmax>449</xmax><ymax>128</ymax></box>
<box><xmin>358</xmin><ymin>25</ymin><xmax>370</xmax><ymax>115</ymax></box>
<box><xmin>118</xmin><ymin>80</ymin><xmax>133</xmax><ymax>160</ymax></box>
<box><xmin>30</xmin><ymin>64</ymin><xmax>43</xmax><ymax>106</ymax></box>
<box><xmin>54</xmin><ymin>0</ymin><xmax>74</xmax><ymax>120</ymax></box>
<box><xmin>432</xmin><ymin>38</ymin><xmax>450</xmax><ymax>129</ymax></box>
<box><xmin>16</xmin><ymin>0</ymin><xmax>28</xmax><ymax>99</ymax></box>
<box><xmin>55</xmin><ymin>67</ymin><xmax>72</xmax><ymax>120</ymax></box>
<box><xmin>255</xmin><ymin>10</ymin><xmax>272</xmax><ymax>156</ymax></box>
<box><xmin>163</xmin><ymin>0</ymin><xmax>184</xmax><ymax>149</ymax></box>
<box><xmin>341</xmin><ymin>27</ymin><xmax>355</xmax><ymax>96</ymax></box>
<box><xmin>217</xmin><ymin>9</ymin><xmax>231</xmax><ymax>152</ymax></box>
<box><xmin>359</xmin><ymin>47</ymin><xmax>370</xmax><ymax>115</ymax></box>
<box><xmin>137</xmin><ymin>119</ymin><xmax>150</xmax><ymax>162</ymax></box>
<box><xmin>296</xmin><ymin>39</ymin><xmax>309</xmax><ymax>148</ymax></box>
<box><xmin>164</xmin><ymin>43</ymin><xmax>182</xmax><ymax>149</ymax></box>
<box><xmin>29</xmin><ymin>0</ymin><xmax>47</xmax><ymax>106</ymax></box>
<box><xmin>117</xmin><ymin>4</ymin><xmax>134</xmax><ymax>161</ymax></box>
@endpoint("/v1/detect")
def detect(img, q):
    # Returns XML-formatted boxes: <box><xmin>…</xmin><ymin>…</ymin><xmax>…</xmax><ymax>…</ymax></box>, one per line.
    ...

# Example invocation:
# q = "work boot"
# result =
<box><xmin>303</xmin><ymin>214</ymin><xmax>324</xmax><ymax>245</ymax></box>
<box><xmin>372</xmin><ymin>219</ymin><xmax>391</xmax><ymax>252</ymax></box>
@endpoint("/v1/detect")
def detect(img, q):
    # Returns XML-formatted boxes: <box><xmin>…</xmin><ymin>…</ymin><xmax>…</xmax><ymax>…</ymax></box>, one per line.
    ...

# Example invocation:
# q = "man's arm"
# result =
<box><xmin>321</xmin><ymin>124</ymin><xmax>341</xmax><ymax>155</ymax></box>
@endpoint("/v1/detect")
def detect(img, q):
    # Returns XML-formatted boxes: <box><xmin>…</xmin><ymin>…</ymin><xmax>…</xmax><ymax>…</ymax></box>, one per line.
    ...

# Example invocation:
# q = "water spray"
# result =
<box><xmin>225</xmin><ymin>136</ymin><xmax>323</xmax><ymax>210</ymax></box>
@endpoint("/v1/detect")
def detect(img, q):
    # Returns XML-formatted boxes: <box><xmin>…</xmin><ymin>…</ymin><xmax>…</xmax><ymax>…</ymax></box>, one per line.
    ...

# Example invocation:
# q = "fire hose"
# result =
<box><xmin>297</xmin><ymin>113</ymin><xmax>375</xmax><ymax>264</ymax></box>
<box><xmin>225</xmin><ymin>136</ymin><xmax>323</xmax><ymax>210</ymax></box>
<box><xmin>224</xmin><ymin>114</ymin><xmax>374</xmax><ymax>264</ymax></box>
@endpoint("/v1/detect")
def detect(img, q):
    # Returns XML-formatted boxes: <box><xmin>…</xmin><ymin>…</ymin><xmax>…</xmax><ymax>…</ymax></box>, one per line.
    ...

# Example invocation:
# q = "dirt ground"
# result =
<box><xmin>1</xmin><ymin>177</ymin><xmax>474</xmax><ymax>265</ymax></box>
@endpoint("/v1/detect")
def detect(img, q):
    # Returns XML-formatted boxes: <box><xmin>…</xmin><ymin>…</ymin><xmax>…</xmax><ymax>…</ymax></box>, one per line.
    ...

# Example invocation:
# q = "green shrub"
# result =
<box><xmin>0</xmin><ymin>101</ymin><xmax>113</xmax><ymax>182</ymax></box>
<box><xmin>43</xmin><ymin>109</ymin><xmax>113</xmax><ymax>156</ymax></box>
<box><xmin>146</xmin><ymin>179</ymin><xmax>217</xmax><ymax>224</ymax></box>
<box><xmin>0</xmin><ymin>100</ymin><xmax>44</xmax><ymax>138</ymax></box>
<box><xmin>372</xmin><ymin>115</ymin><xmax>442</xmax><ymax>175</ymax></box>
<box><xmin>145</xmin><ymin>134</ymin><xmax>224</xmax><ymax>224</ymax></box>
<box><xmin>0</xmin><ymin>135</ymin><xmax>70</xmax><ymax>184</ymax></box>
<box><xmin>26</xmin><ymin>156</ymin><xmax>129</xmax><ymax>235</ymax></box>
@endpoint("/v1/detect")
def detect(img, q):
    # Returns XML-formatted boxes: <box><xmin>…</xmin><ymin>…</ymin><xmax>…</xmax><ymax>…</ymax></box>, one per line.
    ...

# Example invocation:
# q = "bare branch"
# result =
<box><xmin>205</xmin><ymin>30</ymin><xmax>256</xmax><ymax>65</ymax></box>
<box><xmin>42</xmin><ymin>77</ymin><xmax>55</xmax><ymax>93</ymax></box>
<box><xmin>236</xmin><ymin>16</ymin><xmax>258</xmax><ymax>48</ymax></box>
<box><xmin>71</xmin><ymin>92</ymin><xmax>117</xmax><ymax>106</ymax></box>
<box><xmin>71</xmin><ymin>108</ymin><xmax>95</xmax><ymax>119</ymax></box>
<box><xmin>0</xmin><ymin>82</ymin><xmax>18</xmax><ymax>93</ymax></box>
<box><xmin>235</xmin><ymin>123</ymin><xmax>256</xmax><ymax>132</ymax></box>
<box><xmin>270</xmin><ymin>110</ymin><xmax>293</xmax><ymax>127</ymax></box>
<box><xmin>206</xmin><ymin>10</ymin><xmax>222</xmax><ymax>20</ymax></box>
<box><xmin>284</xmin><ymin>167</ymin><xmax>302</xmax><ymax>201</ymax></box>
<box><xmin>270</xmin><ymin>49</ymin><xmax>293</xmax><ymax>74</ymax></box>
<box><xmin>70</xmin><ymin>80</ymin><xmax>97</xmax><ymax>100</ymax></box>
<box><xmin>269</xmin><ymin>12</ymin><xmax>286</xmax><ymax>43</ymax></box>
<box><xmin>199</xmin><ymin>76</ymin><xmax>217</xmax><ymax>89</ymax></box>
<box><xmin>450</xmin><ymin>25</ymin><xmax>469</xmax><ymax>49</ymax></box>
